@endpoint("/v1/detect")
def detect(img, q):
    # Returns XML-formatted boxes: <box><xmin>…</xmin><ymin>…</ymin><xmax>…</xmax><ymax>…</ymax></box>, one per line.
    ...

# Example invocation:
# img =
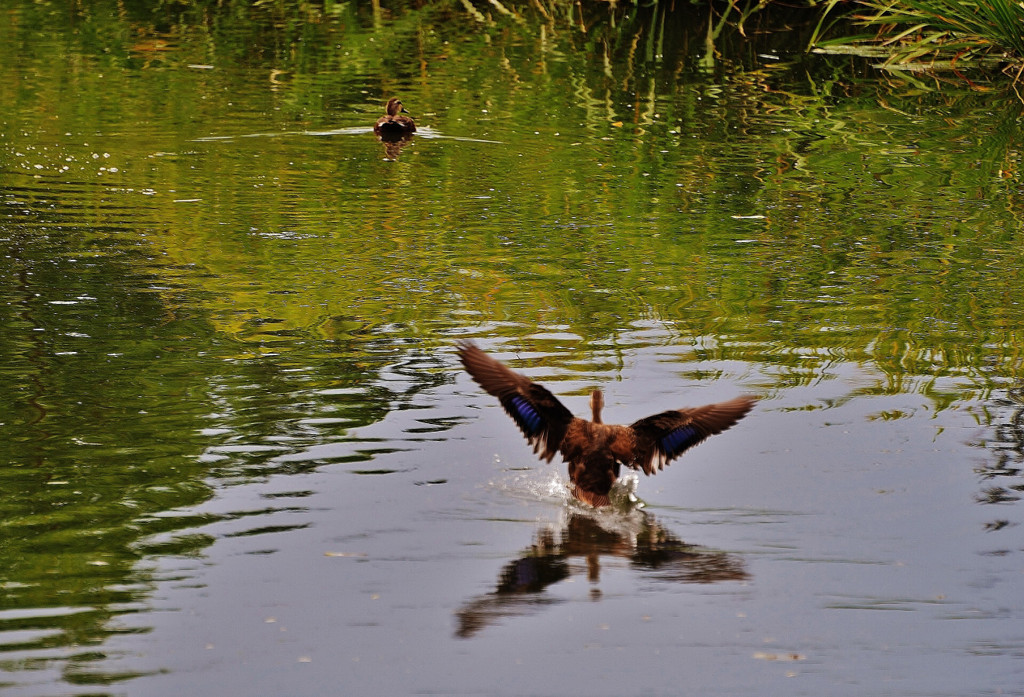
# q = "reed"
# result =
<box><xmin>814</xmin><ymin>0</ymin><xmax>1024</xmax><ymax>68</ymax></box>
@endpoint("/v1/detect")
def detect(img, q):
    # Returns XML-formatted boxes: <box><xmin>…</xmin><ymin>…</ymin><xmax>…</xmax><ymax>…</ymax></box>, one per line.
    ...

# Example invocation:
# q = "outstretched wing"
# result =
<box><xmin>458</xmin><ymin>341</ymin><xmax>576</xmax><ymax>462</ymax></box>
<box><xmin>628</xmin><ymin>396</ymin><xmax>756</xmax><ymax>475</ymax></box>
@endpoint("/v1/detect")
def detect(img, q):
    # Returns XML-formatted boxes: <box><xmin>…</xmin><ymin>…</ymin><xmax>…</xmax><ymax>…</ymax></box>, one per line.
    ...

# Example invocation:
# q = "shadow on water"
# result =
<box><xmin>455</xmin><ymin>507</ymin><xmax>748</xmax><ymax>639</ymax></box>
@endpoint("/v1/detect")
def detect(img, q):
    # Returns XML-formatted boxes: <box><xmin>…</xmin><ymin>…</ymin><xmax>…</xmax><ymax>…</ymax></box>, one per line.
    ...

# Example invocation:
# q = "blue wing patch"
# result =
<box><xmin>509</xmin><ymin>395</ymin><xmax>543</xmax><ymax>435</ymax></box>
<box><xmin>660</xmin><ymin>424</ymin><xmax>699</xmax><ymax>456</ymax></box>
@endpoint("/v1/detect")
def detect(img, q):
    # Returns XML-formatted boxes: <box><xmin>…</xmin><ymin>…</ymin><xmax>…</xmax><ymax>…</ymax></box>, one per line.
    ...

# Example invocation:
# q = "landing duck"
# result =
<box><xmin>374</xmin><ymin>97</ymin><xmax>416</xmax><ymax>135</ymax></box>
<box><xmin>457</xmin><ymin>341</ymin><xmax>756</xmax><ymax>507</ymax></box>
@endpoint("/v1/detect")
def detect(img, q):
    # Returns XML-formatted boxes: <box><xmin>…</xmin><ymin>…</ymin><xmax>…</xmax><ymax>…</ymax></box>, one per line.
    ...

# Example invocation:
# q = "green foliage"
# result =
<box><xmin>814</xmin><ymin>0</ymin><xmax>1024</xmax><ymax>69</ymax></box>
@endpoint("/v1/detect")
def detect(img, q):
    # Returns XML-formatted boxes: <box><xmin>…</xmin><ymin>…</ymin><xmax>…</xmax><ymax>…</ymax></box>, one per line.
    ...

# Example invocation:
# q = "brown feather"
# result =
<box><xmin>457</xmin><ymin>341</ymin><xmax>756</xmax><ymax>507</ymax></box>
<box><xmin>457</xmin><ymin>341</ymin><xmax>574</xmax><ymax>463</ymax></box>
<box><xmin>374</xmin><ymin>97</ymin><xmax>417</xmax><ymax>135</ymax></box>
<box><xmin>629</xmin><ymin>396</ymin><xmax>756</xmax><ymax>475</ymax></box>
<box><xmin>570</xmin><ymin>486</ymin><xmax>611</xmax><ymax>508</ymax></box>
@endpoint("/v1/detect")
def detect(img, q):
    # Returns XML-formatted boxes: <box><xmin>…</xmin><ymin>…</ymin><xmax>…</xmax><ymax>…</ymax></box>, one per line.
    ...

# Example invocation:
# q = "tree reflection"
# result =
<box><xmin>976</xmin><ymin>388</ymin><xmax>1024</xmax><ymax>529</ymax></box>
<box><xmin>455</xmin><ymin>511</ymin><xmax>748</xmax><ymax>638</ymax></box>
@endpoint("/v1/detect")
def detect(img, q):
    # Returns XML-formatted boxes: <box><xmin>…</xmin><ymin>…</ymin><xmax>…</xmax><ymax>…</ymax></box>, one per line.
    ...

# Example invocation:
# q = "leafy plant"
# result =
<box><xmin>813</xmin><ymin>0</ymin><xmax>1024</xmax><ymax>71</ymax></box>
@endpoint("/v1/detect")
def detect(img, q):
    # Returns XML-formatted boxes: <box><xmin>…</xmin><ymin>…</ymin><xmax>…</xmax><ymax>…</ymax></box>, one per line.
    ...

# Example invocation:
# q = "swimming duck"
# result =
<box><xmin>374</xmin><ymin>97</ymin><xmax>416</xmax><ymax>135</ymax></box>
<box><xmin>457</xmin><ymin>341</ymin><xmax>756</xmax><ymax>507</ymax></box>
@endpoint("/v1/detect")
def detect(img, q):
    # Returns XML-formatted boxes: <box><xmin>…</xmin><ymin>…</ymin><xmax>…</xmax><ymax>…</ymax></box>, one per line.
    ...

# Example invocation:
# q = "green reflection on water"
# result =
<box><xmin>2</xmin><ymin>0</ymin><xmax>1024</xmax><ymax>690</ymax></box>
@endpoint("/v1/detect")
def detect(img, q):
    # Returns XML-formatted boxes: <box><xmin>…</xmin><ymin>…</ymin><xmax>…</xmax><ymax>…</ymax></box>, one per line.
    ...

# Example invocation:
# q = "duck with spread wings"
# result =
<box><xmin>457</xmin><ymin>341</ymin><xmax>756</xmax><ymax>507</ymax></box>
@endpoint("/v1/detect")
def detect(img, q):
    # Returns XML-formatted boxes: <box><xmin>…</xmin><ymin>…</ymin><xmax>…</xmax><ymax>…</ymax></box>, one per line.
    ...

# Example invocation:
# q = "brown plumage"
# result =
<box><xmin>457</xmin><ymin>341</ymin><xmax>756</xmax><ymax>507</ymax></box>
<box><xmin>374</xmin><ymin>97</ymin><xmax>416</xmax><ymax>135</ymax></box>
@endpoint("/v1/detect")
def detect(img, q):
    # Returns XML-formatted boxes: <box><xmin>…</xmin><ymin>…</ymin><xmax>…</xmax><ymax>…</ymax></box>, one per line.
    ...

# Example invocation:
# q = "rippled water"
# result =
<box><xmin>2</xmin><ymin>2</ymin><xmax>1024</xmax><ymax>695</ymax></box>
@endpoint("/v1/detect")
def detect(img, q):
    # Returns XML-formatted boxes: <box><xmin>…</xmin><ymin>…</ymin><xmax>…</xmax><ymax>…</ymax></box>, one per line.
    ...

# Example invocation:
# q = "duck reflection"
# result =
<box><xmin>455</xmin><ymin>511</ymin><xmax>748</xmax><ymax>638</ymax></box>
<box><xmin>376</xmin><ymin>132</ymin><xmax>414</xmax><ymax>161</ymax></box>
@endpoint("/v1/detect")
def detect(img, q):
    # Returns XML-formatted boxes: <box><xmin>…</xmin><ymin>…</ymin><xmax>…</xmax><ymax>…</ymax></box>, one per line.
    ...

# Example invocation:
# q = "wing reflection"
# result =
<box><xmin>455</xmin><ymin>511</ymin><xmax>748</xmax><ymax>638</ymax></box>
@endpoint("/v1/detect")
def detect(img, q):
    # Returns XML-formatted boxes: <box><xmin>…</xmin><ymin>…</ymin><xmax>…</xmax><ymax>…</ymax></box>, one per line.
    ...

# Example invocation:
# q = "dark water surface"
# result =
<box><xmin>2</xmin><ymin>2</ymin><xmax>1024</xmax><ymax>695</ymax></box>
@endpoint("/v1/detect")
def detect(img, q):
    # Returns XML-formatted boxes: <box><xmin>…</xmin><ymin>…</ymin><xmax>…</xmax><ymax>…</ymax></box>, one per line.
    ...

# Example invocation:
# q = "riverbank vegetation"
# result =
<box><xmin>812</xmin><ymin>0</ymin><xmax>1024</xmax><ymax>75</ymax></box>
<box><xmin>504</xmin><ymin>0</ymin><xmax>1024</xmax><ymax>75</ymax></box>
<box><xmin>24</xmin><ymin>0</ymin><xmax>1024</xmax><ymax>75</ymax></box>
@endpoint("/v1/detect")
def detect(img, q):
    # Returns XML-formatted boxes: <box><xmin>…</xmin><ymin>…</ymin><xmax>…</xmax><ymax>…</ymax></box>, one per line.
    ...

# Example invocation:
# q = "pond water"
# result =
<box><xmin>2</xmin><ymin>2</ymin><xmax>1024</xmax><ymax>695</ymax></box>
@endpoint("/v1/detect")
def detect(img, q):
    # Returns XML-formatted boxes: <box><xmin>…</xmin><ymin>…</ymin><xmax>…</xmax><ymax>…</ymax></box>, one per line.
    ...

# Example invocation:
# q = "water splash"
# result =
<box><xmin>489</xmin><ymin>466</ymin><xmax>570</xmax><ymax>506</ymax></box>
<box><xmin>490</xmin><ymin>464</ymin><xmax>646</xmax><ymax>515</ymax></box>
<box><xmin>609</xmin><ymin>472</ymin><xmax>645</xmax><ymax>512</ymax></box>
<box><xmin>194</xmin><ymin>126</ymin><xmax>503</xmax><ymax>144</ymax></box>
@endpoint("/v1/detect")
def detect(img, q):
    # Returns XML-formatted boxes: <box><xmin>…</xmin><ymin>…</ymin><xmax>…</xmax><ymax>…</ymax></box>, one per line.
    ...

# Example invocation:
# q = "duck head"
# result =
<box><xmin>385</xmin><ymin>97</ymin><xmax>409</xmax><ymax>116</ymax></box>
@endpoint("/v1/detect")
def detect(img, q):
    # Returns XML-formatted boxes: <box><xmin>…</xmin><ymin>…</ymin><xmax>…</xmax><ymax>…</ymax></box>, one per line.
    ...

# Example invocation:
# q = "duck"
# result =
<box><xmin>457</xmin><ymin>340</ymin><xmax>756</xmax><ymax>507</ymax></box>
<box><xmin>374</xmin><ymin>97</ymin><xmax>417</xmax><ymax>135</ymax></box>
